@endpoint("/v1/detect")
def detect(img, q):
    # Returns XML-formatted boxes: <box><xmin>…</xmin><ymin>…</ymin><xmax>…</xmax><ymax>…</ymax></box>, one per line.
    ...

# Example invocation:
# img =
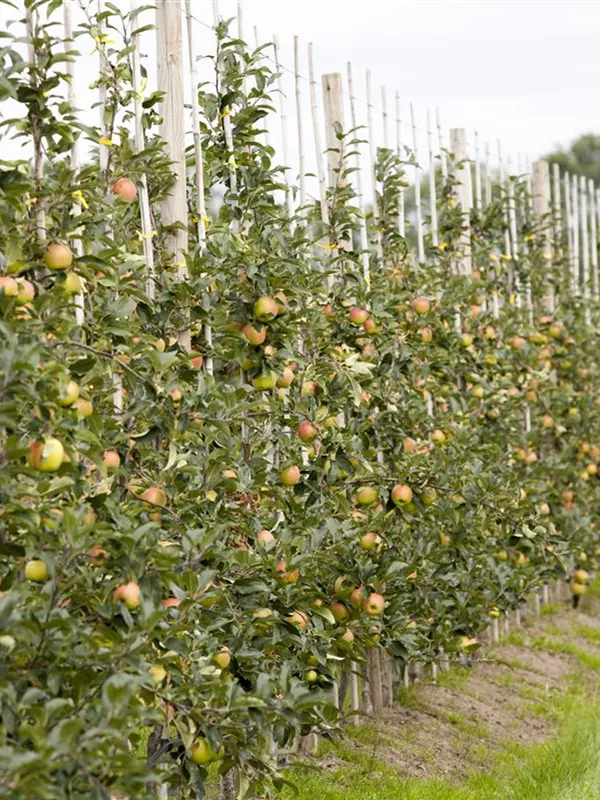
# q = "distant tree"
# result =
<box><xmin>546</xmin><ymin>133</ymin><xmax>600</xmax><ymax>183</ymax></box>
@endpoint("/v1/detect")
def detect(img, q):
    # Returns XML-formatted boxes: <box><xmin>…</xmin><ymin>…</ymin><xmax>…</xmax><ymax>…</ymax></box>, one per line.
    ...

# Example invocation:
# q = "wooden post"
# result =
<box><xmin>473</xmin><ymin>131</ymin><xmax>482</xmax><ymax>211</ymax></box>
<box><xmin>322</xmin><ymin>73</ymin><xmax>345</xmax><ymax>188</ymax></box>
<box><xmin>532</xmin><ymin>160</ymin><xmax>552</xmax><ymax>311</ymax></box>
<box><xmin>156</xmin><ymin>0</ymin><xmax>190</xmax><ymax>350</ymax></box>
<box><xmin>449</xmin><ymin>128</ymin><xmax>471</xmax><ymax>275</ymax></box>
<box><xmin>564</xmin><ymin>172</ymin><xmax>574</xmax><ymax>294</ymax></box>
<box><xmin>366</xmin><ymin>70</ymin><xmax>383</xmax><ymax>259</ymax></box>
<box><xmin>368</xmin><ymin>648</ymin><xmax>383</xmax><ymax>715</ymax></box>
<box><xmin>350</xmin><ymin>660</ymin><xmax>360</xmax><ymax>725</ymax></box>
<box><xmin>411</xmin><ymin>104</ymin><xmax>425</xmax><ymax>263</ymax></box>
<box><xmin>552</xmin><ymin>162</ymin><xmax>562</xmax><ymax>247</ymax></box>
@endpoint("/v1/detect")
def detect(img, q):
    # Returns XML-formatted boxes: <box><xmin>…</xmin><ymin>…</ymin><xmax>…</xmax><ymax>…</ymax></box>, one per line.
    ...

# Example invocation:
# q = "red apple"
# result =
<box><xmin>112</xmin><ymin>177</ymin><xmax>138</xmax><ymax>201</ymax></box>
<box><xmin>44</xmin><ymin>242</ymin><xmax>73</xmax><ymax>270</ymax></box>
<box><xmin>16</xmin><ymin>279</ymin><xmax>35</xmax><ymax>306</ymax></box>
<box><xmin>114</xmin><ymin>581</ymin><xmax>141</xmax><ymax>609</ymax></box>
<box><xmin>256</xmin><ymin>529</ymin><xmax>275</xmax><ymax>545</ymax></box>
<box><xmin>254</xmin><ymin>296</ymin><xmax>279</xmax><ymax>322</ymax></box>
<box><xmin>331</xmin><ymin>602</ymin><xmax>350</xmax><ymax>622</ymax></box>
<box><xmin>277</xmin><ymin>367</ymin><xmax>295</xmax><ymax>388</ymax></box>
<box><xmin>103</xmin><ymin>449</ymin><xmax>120</xmax><ymax>470</ymax></box>
<box><xmin>297</xmin><ymin>420</ymin><xmax>317</xmax><ymax>443</ymax></box>
<box><xmin>412</xmin><ymin>297</ymin><xmax>430</xmax><ymax>315</ymax></box>
<box><xmin>363</xmin><ymin>317</ymin><xmax>377</xmax><ymax>334</ymax></box>
<box><xmin>391</xmin><ymin>484</ymin><xmax>413</xmax><ymax>505</ymax></box>
<box><xmin>360</xmin><ymin>531</ymin><xmax>377</xmax><ymax>550</ymax></box>
<box><xmin>349</xmin><ymin>307</ymin><xmax>369</xmax><ymax>325</ymax></box>
<box><xmin>141</xmin><ymin>487</ymin><xmax>167</xmax><ymax>507</ymax></box>
<box><xmin>241</xmin><ymin>323</ymin><xmax>267</xmax><ymax>345</ymax></box>
<box><xmin>281</xmin><ymin>465</ymin><xmax>301</xmax><ymax>486</ymax></box>
<box><xmin>286</xmin><ymin>610</ymin><xmax>308</xmax><ymax>629</ymax></box>
<box><xmin>0</xmin><ymin>276</ymin><xmax>18</xmax><ymax>297</ymax></box>
<box><xmin>364</xmin><ymin>592</ymin><xmax>385</xmax><ymax>616</ymax></box>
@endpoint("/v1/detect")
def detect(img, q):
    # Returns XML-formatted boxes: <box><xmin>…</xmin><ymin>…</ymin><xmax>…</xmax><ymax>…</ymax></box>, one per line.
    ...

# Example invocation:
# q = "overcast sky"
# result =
<box><xmin>1</xmin><ymin>0</ymin><xmax>598</xmax><ymax>181</ymax></box>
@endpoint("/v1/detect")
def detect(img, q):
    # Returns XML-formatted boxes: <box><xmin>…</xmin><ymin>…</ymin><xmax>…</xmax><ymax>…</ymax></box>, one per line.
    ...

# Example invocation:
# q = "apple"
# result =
<box><xmin>364</xmin><ymin>592</ymin><xmax>385</xmax><ymax>616</ymax></box>
<box><xmin>496</xmin><ymin>549</ymin><xmax>508</xmax><ymax>561</ymax></box>
<box><xmin>213</xmin><ymin>648</ymin><xmax>231</xmax><ymax>669</ymax></box>
<box><xmin>460</xmin><ymin>636</ymin><xmax>478</xmax><ymax>650</ymax></box>
<box><xmin>112</xmin><ymin>177</ymin><xmax>138</xmax><ymax>201</ymax></box>
<box><xmin>44</xmin><ymin>242</ymin><xmax>73</xmax><ymax>270</ymax></box>
<box><xmin>74</xmin><ymin>397</ymin><xmax>93</xmax><ymax>418</ymax></box>
<box><xmin>0</xmin><ymin>276</ymin><xmax>18</xmax><ymax>296</ymax></box>
<box><xmin>114</xmin><ymin>581</ymin><xmax>141</xmax><ymax>609</ymax></box>
<box><xmin>281</xmin><ymin>465</ymin><xmax>301</xmax><ymax>486</ymax></box>
<box><xmin>64</xmin><ymin>272</ymin><xmax>84</xmax><ymax>296</ymax></box>
<box><xmin>103</xmin><ymin>449</ymin><xmax>121</xmax><ymax>470</ymax></box>
<box><xmin>256</xmin><ymin>529</ymin><xmax>275</xmax><ymax>545</ymax></box>
<box><xmin>418</xmin><ymin>327</ymin><xmax>433</xmax><ymax>343</ymax></box>
<box><xmin>422</xmin><ymin>486</ymin><xmax>437</xmax><ymax>506</ymax></box>
<box><xmin>297</xmin><ymin>420</ymin><xmax>317</xmax><ymax>443</ymax></box>
<box><xmin>169</xmin><ymin>388</ymin><xmax>183</xmax><ymax>405</ymax></box>
<box><xmin>280</xmin><ymin>568</ymin><xmax>300</xmax><ymax>585</ymax></box>
<box><xmin>574</xmin><ymin>569</ymin><xmax>589</xmax><ymax>584</ymax></box>
<box><xmin>572</xmin><ymin>582</ymin><xmax>586</xmax><ymax>597</ymax></box>
<box><xmin>349</xmin><ymin>307</ymin><xmax>369</xmax><ymax>325</ymax></box>
<box><xmin>484</xmin><ymin>354</ymin><xmax>497</xmax><ymax>366</ymax></box>
<box><xmin>549</xmin><ymin>322</ymin><xmax>564</xmax><ymax>339</ymax></box>
<box><xmin>363</xmin><ymin>317</ymin><xmax>377</xmax><ymax>334</ymax></box>
<box><xmin>305</xmin><ymin>669</ymin><xmax>318</xmax><ymax>683</ymax></box>
<box><xmin>141</xmin><ymin>487</ymin><xmax>167</xmax><ymax>507</ymax></box>
<box><xmin>355</xmin><ymin>486</ymin><xmax>378</xmax><ymax>506</ymax></box>
<box><xmin>277</xmin><ymin>367</ymin><xmax>295</xmax><ymax>388</ymax></box>
<box><xmin>58</xmin><ymin>380</ymin><xmax>80</xmax><ymax>407</ymax></box>
<box><xmin>510</xmin><ymin>335</ymin><xmax>526</xmax><ymax>350</ymax></box>
<box><xmin>25</xmin><ymin>559</ymin><xmax>48</xmax><ymax>582</ymax></box>
<box><xmin>489</xmin><ymin>607</ymin><xmax>501</xmax><ymax>619</ymax></box>
<box><xmin>515</xmin><ymin>552</ymin><xmax>528</xmax><ymax>566</ymax></box>
<box><xmin>460</xmin><ymin>333</ymin><xmax>474</xmax><ymax>347</ymax></box>
<box><xmin>412</xmin><ymin>297</ymin><xmax>430</xmax><ymax>315</ymax></box>
<box><xmin>350</xmin><ymin>588</ymin><xmax>365</xmax><ymax>608</ymax></box>
<box><xmin>241</xmin><ymin>323</ymin><xmax>267</xmax><ymax>346</ymax></box>
<box><xmin>252</xmin><ymin>372</ymin><xmax>277</xmax><ymax>390</ymax></box>
<box><xmin>15</xmin><ymin>279</ymin><xmax>35</xmax><ymax>306</ymax></box>
<box><xmin>254</xmin><ymin>296</ymin><xmax>279</xmax><ymax>322</ymax></box>
<box><xmin>391</xmin><ymin>484</ymin><xmax>413</xmax><ymax>506</ymax></box>
<box><xmin>28</xmin><ymin>438</ymin><xmax>65</xmax><ymax>472</ymax></box>
<box><xmin>190</xmin><ymin>738</ymin><xmax>218</xmax><ymax>765</ymax></box>
<box><xmin>161</xmin><ymin>597</ymin><xmax>181</xmax><ymax>608</ymax></box>
<box><xmin>331</xmin><ymin>602</ymin><xmax>350</xmax><ymax>622</ymax></box>
<box><xmin>541</xmin><ymin>414</ymin><xmax>554</xmax><ymax>428</ymax></box>
<box><xmin>341</xmin><ymin>629</ymin><xmax>355</xmax><ymax>644</ymax></box>
<box><xmin>301</xmin><ymin>380</ymin><xmax>317</xmax><ymax>396</ymax></box>
<box><xmin>286</xmin><ymin>610</ymin><xmax>308</xmax><ymax>629</ymax></box>
<box><xmin>586</xmin><ymin>463</ymin><xmax>598</xmax><ymax>475</ymax></box>
<box><xmin>190</xmin><ymin>354</ymin><xmax>204</xmax><ymax>369</ymax></box>
<box><xmin>439</xmin><ymin>531</ymin><xmax>451</xmax><ymax>546</ymax></box>
<box><xmin>403</xmin><ymin>437</ymin><xmax>417</xmax><ymax>453</ymax></box>
<box><xmin>431</xmin><ymin>429</ymin><xmax>446</xmax><ymax>445</ymax></box>
<box><xmin>484</xmin><ymin>325</ymin><xmax>497</xmax><ymax>339</ymax></box>
<box><xmin>360</xmin><ymin>531</ymin><xmax>377</xmax><ymax>550</ymax></box>
<box><xmin>539</xmin><ymin>502</ymin><xmax>550</xmax><ymax>515</ymax></box>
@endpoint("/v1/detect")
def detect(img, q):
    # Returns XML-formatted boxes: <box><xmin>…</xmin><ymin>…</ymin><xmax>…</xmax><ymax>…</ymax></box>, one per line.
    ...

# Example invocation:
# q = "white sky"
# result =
<box><xmin>1</xmin><ymin>0</ymin><xmax>598</xmax><ymax>188</ymax></box>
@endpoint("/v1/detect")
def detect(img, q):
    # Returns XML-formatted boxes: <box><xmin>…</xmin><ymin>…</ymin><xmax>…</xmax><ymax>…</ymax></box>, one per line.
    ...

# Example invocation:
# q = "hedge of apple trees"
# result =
<box><xmin>1</xmin><ymin>3</ymin><xmax>599</xmax><ymax>799</ymax></box>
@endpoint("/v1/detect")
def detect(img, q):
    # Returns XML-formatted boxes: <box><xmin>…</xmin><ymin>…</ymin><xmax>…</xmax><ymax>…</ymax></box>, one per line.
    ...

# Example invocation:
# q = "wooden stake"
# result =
<box><xmin>449</xmin><ymin>128</ymin><xmax>471</xmax><ymax>275</ymax></box>
<box><xmin>552</xmin><ymin>162</ymin><xmax>562</xmax><ymax>246</ymax></box>
<box><xmin>308</xmin><ymin>44</ymin><xmax>329</xmax><ymax>227</ymax></box>
<box><xmin>294</xmin><ymin>36</ymin><xmax>306</xmax><ymax>207</ymax></box>
<box><xmin>532</xmin><ymin>160</ymin><xmax>552</xmax><ymax>311</ymax></box>
<box><xmin>368</xmin><ymin>648</ymin><xmax>383</xmax><ymax>715</ymax></box>
<box><xmin>564</xmin><ymin>172</ymin><xmax>575</xmax><ymax>294</ymax></box>
<box><xmin>156</xmin><ymin>0</ymin><xmax>190</xmax><ymax>350</ymax></box>
<box><xmin>411</xmin><ymin>104</ymin><xmax>425</xmax><ymax>263</ymax></box>
<box><xmin>580</xmin><ymin>175</ymin><xmax>591</xmax><ymax>320</ymax></box>
<box><xmin>571</xmin><ymin>173</ymin><xmax>580</xmax><ymax>295</ymax></box>
<box><xmin>350</xmin><ymin>660</ymin><xmax>360</xmax><ymax>725</ymax></box>
<box><xmin>322</xmin><ymin>73</ymin><xmax>345</xmax><ymax>188</ymax></box>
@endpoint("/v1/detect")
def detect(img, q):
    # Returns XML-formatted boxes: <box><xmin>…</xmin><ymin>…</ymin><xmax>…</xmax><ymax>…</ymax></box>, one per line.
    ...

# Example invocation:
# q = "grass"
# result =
<box><xmin>531</xmin><ymin>636</ymin><xmax>600</xmax><ymax>672</ymax></box>
<box><xmin>282</xmin><ymin>697</ymin><xmax>600</xmax><ymax>799</ymax></box>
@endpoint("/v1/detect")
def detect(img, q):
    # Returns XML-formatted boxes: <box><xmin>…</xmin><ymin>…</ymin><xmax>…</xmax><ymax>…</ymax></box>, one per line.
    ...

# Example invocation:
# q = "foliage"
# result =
<box><xmin>0</xmin><ymin>2</ymin><xmax>599</xmax><ymax>798</ymax></box>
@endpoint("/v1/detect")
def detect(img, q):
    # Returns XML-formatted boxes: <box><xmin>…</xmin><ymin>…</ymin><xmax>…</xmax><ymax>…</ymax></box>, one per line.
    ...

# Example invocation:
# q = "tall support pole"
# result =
<box><xmin>396</xmin><ymin>92</ymin><xmax>406</xmax><ymax>237</ymax></box>
<box><xmin>449</xmin><ymin>128</ymin><xmax>471</xmax><ymax>276</ymax></box>
<box><xmin>571</xmin><ymin>173</ymin><xmax>580</xmax><ymax>296</ymax></box>
<box><xmin>63</xmin><ymin>1</ymin><xmax>84</xmax><ymax>326</ymax></box>
<box><xmin>156</xmin><ymin>0</ymin><xmax>190</xmax><ymax>350</ymax></box>
<box><xmin>564</xmin><ymin>172</ymin><xmax>575</xmax><ymax>295</ymax></box>
<box><xmin>294</xmin><ymin>36</ymin><xmax>306</xmax><ymax>207</ymax></box>
<box><xmin>322</xmin><ymin>73</ymin><xmax>345</xmax><ymax>188</ymax></box>
<box><xmin>435</xmin><ymin>107</ymin><xmax>448</xmax><ymax>181</ymax></box>
<box><xmin>552</xmin><ymin>162</ymin><xmax>562</xmax><ymax>249</ymax></box>
<box><xmin>589</xmin><ymin>179</ymin><xmax>599</xmax><ymax>301</ymax></box>
<box><xmin>347</xmin><ymin>62</ymin><xmax>370</xmax><ymax>285</ymax></box>
<box><xmin>426</xmin><ymin>110</ymin><xmax>438</xmax><ymax>248</ymax></box>
<box><xmin>580</xmin><ymin>175</ymin><xmax>591</xmax><ymax>321</ymax></box>
<box><xmin>366</xmin><ymin>70</ymin><xmax>383</xmax><ymax>260</ymax></box>
<box><xmin>473</xmin><ymin>131</ymin><xmax>482</xmax><ymax>211</ymax></box>
<box><xmin>484</xmin><ymin>141</ymin><xmax>492</xmax><ymax>207</ymax></box>
<box><xmin>532</xmin><ymin>160</ymin><xmax>553</xmax><ymax>312</ymax></box>
<box><xmin>273</xmin><ymin>36</ymin><xmax>294</xmax><ymax>219</ymax></box>
<box><xmin>308</xmin><ymin>44</ymin><xmax>329</xmax><ymax>228</ymax></box>
<box><xmin>411</xmin><ymin>104</ymin><xmax>425</xmax><ymax>264</ymax></box>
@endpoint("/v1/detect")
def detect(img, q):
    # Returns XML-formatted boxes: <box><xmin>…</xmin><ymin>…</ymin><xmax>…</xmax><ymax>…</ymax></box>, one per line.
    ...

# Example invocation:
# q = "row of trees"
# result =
<box><xmin>1</xmin><ymin>2</ymin><xmax>599</xmax><ymax>798</ymax></box>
